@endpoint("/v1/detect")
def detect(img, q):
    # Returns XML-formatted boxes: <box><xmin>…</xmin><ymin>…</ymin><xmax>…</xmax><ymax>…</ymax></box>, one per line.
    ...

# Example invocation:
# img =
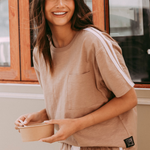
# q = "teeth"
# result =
<box><xmin>53</xmin><ymin>12</ymin><xmax>66</xmax><ymax>15</ymax></box>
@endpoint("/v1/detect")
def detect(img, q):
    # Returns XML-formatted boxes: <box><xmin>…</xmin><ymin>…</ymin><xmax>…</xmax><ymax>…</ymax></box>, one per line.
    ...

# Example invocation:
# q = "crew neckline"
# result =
<box><xmin>51</xmin><ymin>31</ymin><xmax>80</xmax><ymax>53</ymax></box>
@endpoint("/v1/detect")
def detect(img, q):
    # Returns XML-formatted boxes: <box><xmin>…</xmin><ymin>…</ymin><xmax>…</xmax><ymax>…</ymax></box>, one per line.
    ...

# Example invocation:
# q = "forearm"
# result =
<box><xmin>76</xmin><ymin>87</ymin><xmax>137</xmax><ymax>131</ymax></box>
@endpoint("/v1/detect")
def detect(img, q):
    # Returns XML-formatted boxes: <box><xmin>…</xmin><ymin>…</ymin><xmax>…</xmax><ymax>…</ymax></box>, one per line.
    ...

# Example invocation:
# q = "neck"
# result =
<box><xmin>49</xmin><ymin>23</ymin><xmax>77</xmax><ymax>48</ymax></box>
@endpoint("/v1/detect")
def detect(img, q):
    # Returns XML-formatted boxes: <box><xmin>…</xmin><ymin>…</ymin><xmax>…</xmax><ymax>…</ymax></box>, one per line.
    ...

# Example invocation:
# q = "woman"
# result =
<box><xmin>15</xmin><ymin>0</ymin><xmax>137</xmax><ymax>150</ymax></box>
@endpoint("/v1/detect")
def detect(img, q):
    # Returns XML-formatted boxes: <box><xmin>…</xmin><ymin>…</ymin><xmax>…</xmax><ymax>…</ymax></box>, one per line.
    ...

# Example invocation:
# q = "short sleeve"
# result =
<box><xmin>32</xmin><ymin>48</ymin><xmax>43</xmax><ymax>88</ymax></box>
<box><xmin>88</xmin><ymin>28</ymin><xmax>135</xmax><ymax>98</ymax></box>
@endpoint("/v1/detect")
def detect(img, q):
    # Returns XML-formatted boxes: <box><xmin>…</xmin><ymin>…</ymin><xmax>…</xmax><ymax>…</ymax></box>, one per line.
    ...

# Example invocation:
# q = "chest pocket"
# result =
<box><xmin>67</xmin><ymin>71</ymin><xmax>100</xmax><ymax>110</ymax></box>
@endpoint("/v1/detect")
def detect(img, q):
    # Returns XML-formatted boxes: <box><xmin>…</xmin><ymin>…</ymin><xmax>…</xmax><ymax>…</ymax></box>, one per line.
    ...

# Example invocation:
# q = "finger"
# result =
<box><xmin>15</xmin><ymin>120</ymin><xmax>21</xmax><ymax>126</ymax></box>
<box><xmin>15</xmin><ymin>122</ymin><xmax>24</xmax><ymax>128</ymax></box>
<box><xmin>23</xmin><ymin>115</ymin><xmax>33</xmax><ymax>125</ymax></box>
<box><xmin>15</xmin><ymin>122</ymin><xmax>23</xmax><ymax>127</ymax></box>
<box><xmin>15</xmin><ymin>121</ymin><xmax>25</xmax><ymax>127</ymax></box>
<box><xmin>15</xmin><ymin>126</ymin><xmax>20</xmax><ymax>130</ymax></box>
<box><xmin>44</xmin><ymin>119</ymin><xmax>60</xmax><ymax>125</ymax></box>
<box><xmin>39</xmin><ymin>134</ymin><xmax>60</xmax><ymax>143</ymax></box>
<box><xmin>15</xmin><ymin>125</ymin><xmax>21</xmax><ymax>133</ymax></box>
<box><xmin>16</xmin><ymin>128</ymin><xmax>20</xmax><ymax>133</ymax></box>
<box><xmin>15</xmin><ymin>116</ymin><xmax>26</xmax><ymax>126</ymax></box>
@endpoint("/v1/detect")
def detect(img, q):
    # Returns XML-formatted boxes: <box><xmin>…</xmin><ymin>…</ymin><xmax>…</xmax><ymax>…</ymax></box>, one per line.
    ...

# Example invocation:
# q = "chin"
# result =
<box><xmin>53</xmin><ymin>22</ymin><xmax>71</xmax><ymax>27</ymax></box>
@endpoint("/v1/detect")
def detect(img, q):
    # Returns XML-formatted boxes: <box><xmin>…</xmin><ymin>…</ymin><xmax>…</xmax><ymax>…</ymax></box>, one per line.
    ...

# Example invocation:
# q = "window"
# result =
<box><xmin>0</xmin><ymin>0</ymin><xmax>10</xmax><ymax>67</ymax></box>
<box><xmin>109</xmin><ymin>0</ymin><xmax>150</xmax><ymax>85</ymax></box>
<box><xmin>1</xmin><ymin>0</ymin><xmax>150</xmax><ymax>87</ymax></box>
<box><xmin>19</xmin><ymin>0</ymin><xmax>37</xmax><ymax>81</ymax></box>
<box><xmin>0</xmin><ymin>0</ymin><xmax>20</xmax><ymax>81</ymax></box>
<box><xmin>85</xmin><ymin>0</ymin><xmax>93</xmax><ymax>11</ymax></box>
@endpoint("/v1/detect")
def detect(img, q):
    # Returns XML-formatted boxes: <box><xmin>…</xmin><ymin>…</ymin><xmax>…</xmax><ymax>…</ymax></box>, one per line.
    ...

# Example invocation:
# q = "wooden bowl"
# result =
<box><xmin>18</xmin><ymin>122</ymin><xmax>54</xmax><ymax>142</ymax></box>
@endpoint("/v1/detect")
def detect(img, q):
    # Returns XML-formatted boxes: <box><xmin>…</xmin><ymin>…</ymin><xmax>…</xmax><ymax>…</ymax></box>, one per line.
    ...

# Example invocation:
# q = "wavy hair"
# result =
<box><xmin>30</xmin><ymin>0</ymin><xmax>102</xmax><ymax>75</ymax></box>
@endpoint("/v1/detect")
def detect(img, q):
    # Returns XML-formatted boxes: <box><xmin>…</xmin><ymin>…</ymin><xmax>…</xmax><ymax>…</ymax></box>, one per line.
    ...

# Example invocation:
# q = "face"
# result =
<box><xmin>45</xmin><ymin>0</ymin><xmax>75</xmax><ymax>27</ymax></box>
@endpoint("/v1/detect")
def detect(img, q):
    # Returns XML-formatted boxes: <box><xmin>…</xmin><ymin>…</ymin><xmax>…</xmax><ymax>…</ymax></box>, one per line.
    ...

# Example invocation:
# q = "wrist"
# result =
<box><xmin>38</xmin><ymin>109</ymin><xmax>49</xmax><ymax>121</ymax></box>
<box><xmin>75</xmin><ymin>114</ymin><xmax>94</xmax><ymax>131</ymax></box>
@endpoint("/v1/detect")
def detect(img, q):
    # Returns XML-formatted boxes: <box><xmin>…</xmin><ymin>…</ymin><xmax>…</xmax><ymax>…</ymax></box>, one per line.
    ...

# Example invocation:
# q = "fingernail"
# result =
<box><xmin>24</xmin><ymin>120</ymin><xmax>27</xmax><ymax>124</ymax></box>
<box><xmin>19</xmin><ymin>119</ymin><xmax>24</xmax><ymax>124</ymax></box>
<box><xmin>44</xmin><ymin>121</ymin><xmax>49</xmax><ymax>123</ymax></box>
<box><xmin>39</xmin><ymin>140</ymin><xmax>43</xmax><ymax>142</ymax></box>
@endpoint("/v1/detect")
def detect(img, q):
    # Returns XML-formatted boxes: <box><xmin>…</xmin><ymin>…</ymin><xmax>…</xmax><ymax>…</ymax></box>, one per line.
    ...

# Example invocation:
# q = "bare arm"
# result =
<box><xmin>76</xmin><ymin>87</ymin><xmax>137</xmax><ymax>131</ymax></box>
<box><xmin>39</xmin><ymin>87</ymin><xmax>137</xmax><ymax>143</ymax></box>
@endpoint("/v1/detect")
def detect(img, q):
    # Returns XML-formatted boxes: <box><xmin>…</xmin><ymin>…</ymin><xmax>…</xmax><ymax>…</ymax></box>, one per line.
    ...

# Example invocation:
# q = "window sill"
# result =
<box><xmin>135</xmin><ymin>88</ymin><xmax>150</xmax><ymax>105</ymax></box>
<box><xmin>0</xmin><ymin>83</ymin><xmax>150</xmax><ymax>105</ymax></box>
<box><xmin>0</xmin><ymin>80</ymin><xmax>38</xmax><ymax>84</ymax></box>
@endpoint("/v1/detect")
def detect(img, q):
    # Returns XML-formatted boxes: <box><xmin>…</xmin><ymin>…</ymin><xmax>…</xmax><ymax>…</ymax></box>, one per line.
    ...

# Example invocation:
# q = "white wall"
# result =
<box><xmin>0</xmin><ymin>83</ymin><xmax>150</xmax><ymax>150</ymax></box>
<box><xmin>0</xmin><ymin>84</ymin><xmax>61</xmax><ymax>150</ymax></box>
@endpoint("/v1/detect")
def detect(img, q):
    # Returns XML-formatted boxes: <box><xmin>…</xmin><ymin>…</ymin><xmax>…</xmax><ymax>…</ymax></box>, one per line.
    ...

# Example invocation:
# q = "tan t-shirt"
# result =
<box><xmin>33</xmin><ymin>27</ymin><xmax>137</xmax><ymax>149</ymax></box>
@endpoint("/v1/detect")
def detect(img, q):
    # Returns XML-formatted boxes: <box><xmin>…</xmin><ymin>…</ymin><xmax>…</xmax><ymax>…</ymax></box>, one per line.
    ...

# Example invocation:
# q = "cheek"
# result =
<box><xmin>69</xmin><ymin>2</ymin><xmax>75</xmax><ymax>16</ymax></box>
<box><xmin>44</xmin><ymin>1</ymin><xmax>52</xmax><ymax>19</ymax></box>
<box><xmin>44</xmin><ymin>7</ymin><xmax>48</xmax><ymax>19</ymax></box>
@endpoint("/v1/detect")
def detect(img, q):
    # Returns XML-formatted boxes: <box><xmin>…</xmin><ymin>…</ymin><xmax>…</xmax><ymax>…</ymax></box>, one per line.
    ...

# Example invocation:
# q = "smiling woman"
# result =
<box><xmin>15</xmin><ymin>0</ymin><xmax>137</xmax><ymax>150</ymax></box>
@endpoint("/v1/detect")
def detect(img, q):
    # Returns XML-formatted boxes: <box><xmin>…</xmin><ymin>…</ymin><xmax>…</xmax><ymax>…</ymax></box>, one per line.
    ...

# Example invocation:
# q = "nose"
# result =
<box><xmin>56</xmin><ymin>0</ymin><xmax>65</xmax><ymax>7</ymax></box>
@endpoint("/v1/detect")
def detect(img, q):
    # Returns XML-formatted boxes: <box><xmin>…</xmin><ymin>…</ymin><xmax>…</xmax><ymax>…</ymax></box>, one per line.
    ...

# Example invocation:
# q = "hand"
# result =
<box><xmin>15</xmin><ymin>109</ymin><xmax>48</xmax><ymax>131</ymax></box>
<box><xmin>39</xmin><ymin>118</ymin><xmax>80</xmax><ymax>143</ymax></box>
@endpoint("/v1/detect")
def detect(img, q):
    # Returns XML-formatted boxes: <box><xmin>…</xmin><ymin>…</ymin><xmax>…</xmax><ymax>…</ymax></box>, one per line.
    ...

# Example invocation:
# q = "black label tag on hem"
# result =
<box><xmin>124</xmin><ymin>136</ymin><xmax>135</xmax><ymax>148</ymax></box>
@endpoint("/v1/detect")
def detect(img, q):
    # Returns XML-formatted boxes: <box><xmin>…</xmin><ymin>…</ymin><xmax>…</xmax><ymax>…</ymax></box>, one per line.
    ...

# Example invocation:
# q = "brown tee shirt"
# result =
<box><xmin>33</xmin><ymin>27</ymin><xmax>137</xmax><ymax>149</ymax></box>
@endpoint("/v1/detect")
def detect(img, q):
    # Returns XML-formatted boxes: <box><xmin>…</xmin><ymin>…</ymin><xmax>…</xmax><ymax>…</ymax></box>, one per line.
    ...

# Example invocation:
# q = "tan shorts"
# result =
<box><xmin>60</xmin><ymin>143</ymin><xmax>125</xmax><ymax>150</ymax></box>
<box><xmin>72</xmin><ymin>146</ymin><xmax>124</xmax><ymax>150</ymax></box>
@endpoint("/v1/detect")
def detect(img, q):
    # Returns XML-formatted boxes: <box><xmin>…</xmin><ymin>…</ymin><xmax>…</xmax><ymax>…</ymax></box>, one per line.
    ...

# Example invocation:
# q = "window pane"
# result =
<box><xmin>85</xmin><ymin>0</ymin><xmax>92</xmax><ymax>11</ymax></box>
<box><xmin>110</xmin><ymin>0</ymin><xmax>144</xmax><ymax>37</ymax></box>
<box><xmin>109</xmin><ymin>0</ymin><xmax>150</xmax><ymax>84</ymax></box>
<box><xmin>0</xmin><ymin>0</ymin><xmax>10</xmax><ymax>67</ymax></box>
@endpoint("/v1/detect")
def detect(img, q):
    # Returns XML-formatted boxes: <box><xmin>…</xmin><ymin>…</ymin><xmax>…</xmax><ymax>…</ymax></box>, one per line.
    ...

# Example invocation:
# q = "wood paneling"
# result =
<box><xmin>0</xmin><ymin>80</ymin><xmax>38</xmax><ymax>84</ymax></box>
<box><xmin>93</xmin><ymin>0</ymin><xmax>105</xmax><ymax>30</ymax></box>
<box><xmin>105</xmin><ymin>0</ymin><xmax>110</xmax><ymax>33</ymax></box>
<box><xmin>0</xmin><ymin>0</ymin><xmax>20</xmax><ymax>81</ymax></box>
<box><xmin>134</xmin><ymin>84</ymin><xmax>150</xmax><ymax>88</ymax></box>
<box><xmin>19</xmin><ymin>0</ymin><xmax>37</xmax><ymax>81</ymax></box>
<box><xmin>92</xmin><ymin>0</ymin><xmax>109</xmax><ymax>33</ymax></box>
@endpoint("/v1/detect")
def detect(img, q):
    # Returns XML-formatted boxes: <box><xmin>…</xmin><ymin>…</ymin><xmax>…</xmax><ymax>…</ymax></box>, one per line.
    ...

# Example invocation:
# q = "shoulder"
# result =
<box><xmin>82</xmin><ymin>27</ymin><xmax>117</xmax><ymax>45</ymax></box>
<box><xmin>78</xmin><ymin>27</ymin><xmax>101</xmax><ymax>43</ymax></box>
<box><xmin>76</xmin><ymin>28</ymin><xmax>102</xmax><ymax>52</ymax></box>
<box><xmin>81</xmin><ymin>27</ymin><xmax>122</xmax><ymax>55</ymax></box>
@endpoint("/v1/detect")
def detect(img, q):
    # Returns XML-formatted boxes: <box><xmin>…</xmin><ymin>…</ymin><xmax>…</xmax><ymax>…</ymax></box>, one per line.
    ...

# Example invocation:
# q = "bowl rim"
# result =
<box><xmin>18</xmin><ymin>122</ymin><xmax>53</xmax><ymax>129</ymax></box>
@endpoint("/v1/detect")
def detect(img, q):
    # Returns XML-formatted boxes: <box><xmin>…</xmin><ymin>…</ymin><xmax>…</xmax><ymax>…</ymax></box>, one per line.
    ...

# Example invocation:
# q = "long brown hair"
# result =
<box><xmin>30</xmin><ymin>0</ymin><xmax>102</xmax><ymax>75</ymax></box>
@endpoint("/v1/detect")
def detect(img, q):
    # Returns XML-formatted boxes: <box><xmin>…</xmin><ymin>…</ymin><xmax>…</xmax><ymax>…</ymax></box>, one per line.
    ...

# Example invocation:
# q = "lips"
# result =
<box><xmin>52</xmin><ymin>12</ymin><xmax>67</xmax><ymax>15</ymax></box>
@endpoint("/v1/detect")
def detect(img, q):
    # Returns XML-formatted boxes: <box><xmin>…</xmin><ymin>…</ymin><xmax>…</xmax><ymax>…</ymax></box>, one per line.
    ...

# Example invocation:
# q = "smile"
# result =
<box><xmin>53</xmin><ymin>12</ymin><xmax>67</xmax><ymax>15</ymax></box>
